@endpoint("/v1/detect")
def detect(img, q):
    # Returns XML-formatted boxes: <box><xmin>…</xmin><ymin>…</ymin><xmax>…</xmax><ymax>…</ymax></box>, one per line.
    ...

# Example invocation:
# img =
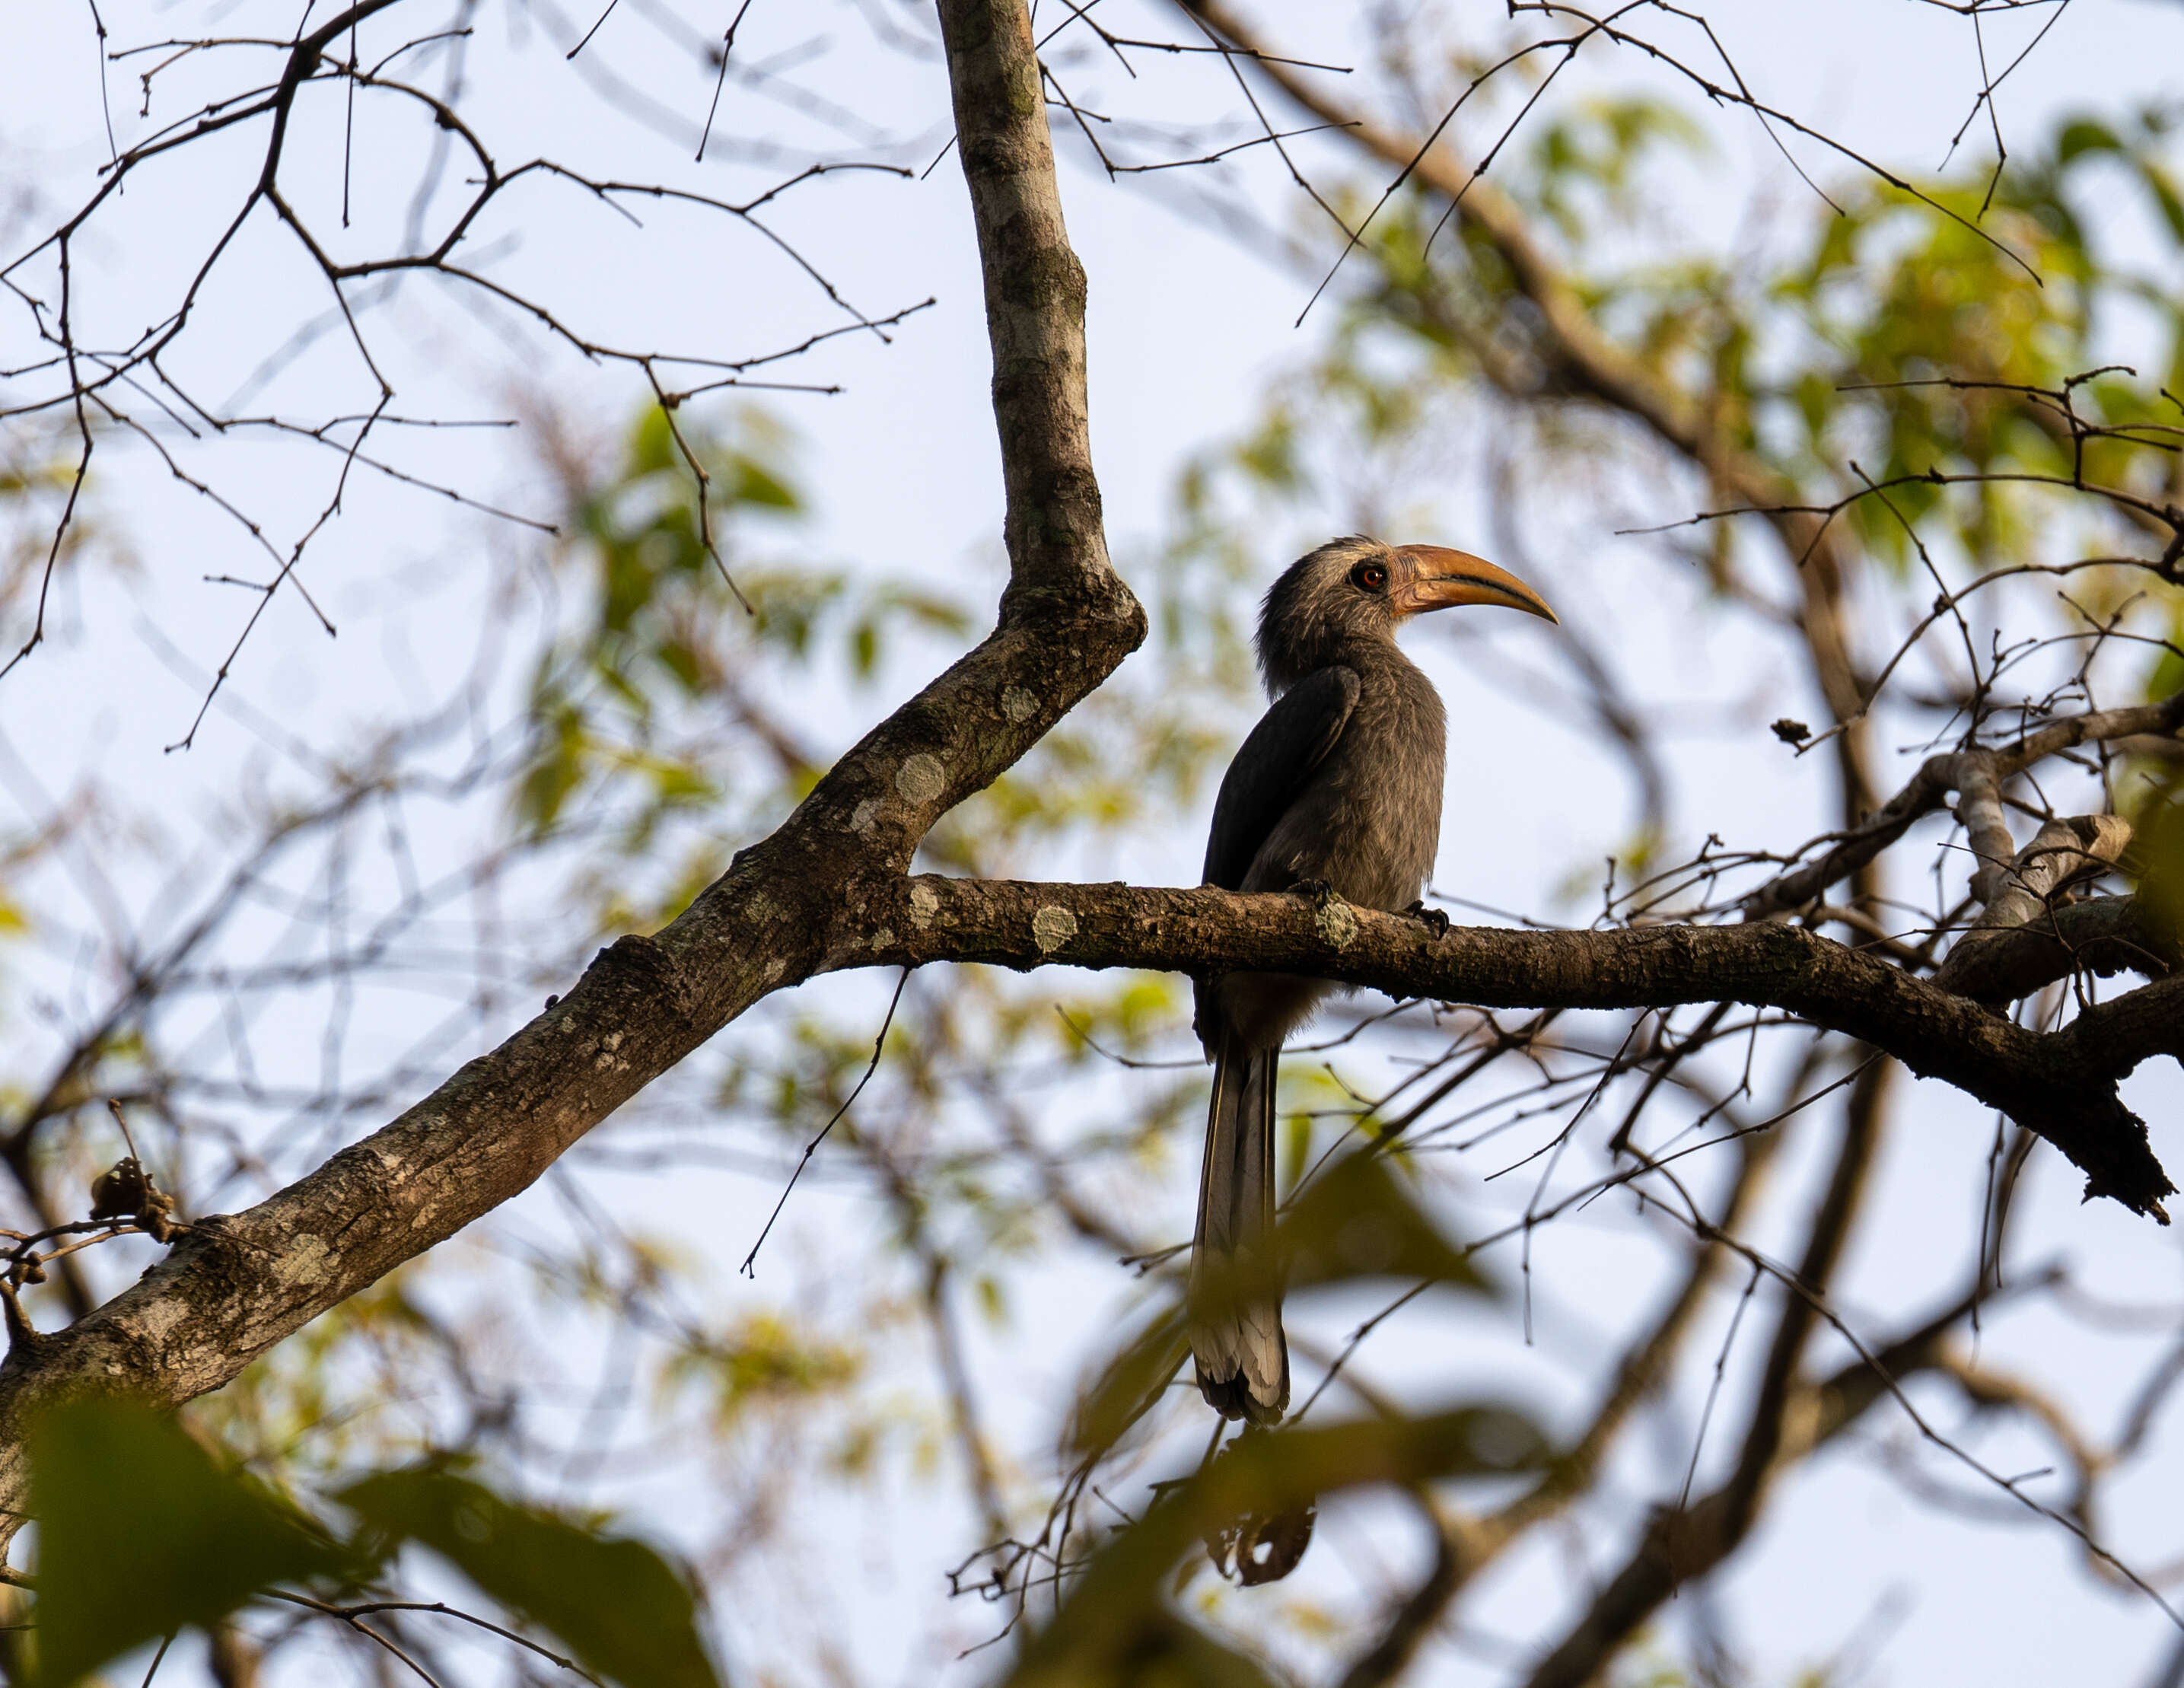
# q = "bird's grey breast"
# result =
<box><xmin>1242</xmin><ymin>651</ymin><xmax>1447</xmax><ymax>911</ymax></box>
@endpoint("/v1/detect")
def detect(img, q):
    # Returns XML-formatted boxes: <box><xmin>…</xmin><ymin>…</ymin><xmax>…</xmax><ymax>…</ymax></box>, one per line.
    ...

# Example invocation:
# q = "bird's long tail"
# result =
<box><xmin>1189</xmin><ymin>1037</ymin><xmax>1290</xmax><ymax>1424</ymax></box>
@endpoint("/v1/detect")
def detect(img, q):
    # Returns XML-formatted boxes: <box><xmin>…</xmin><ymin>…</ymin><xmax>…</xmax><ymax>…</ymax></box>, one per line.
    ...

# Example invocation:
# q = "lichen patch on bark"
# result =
<box><xmin>895</xmin><ymin>754</ymin><xmax>947</xmax><ymax>805</ymax></box>
<box><xmin>1032</xmin><ymin>905</ymin><xmax>1078</xmax><ymax>952</ymax></box>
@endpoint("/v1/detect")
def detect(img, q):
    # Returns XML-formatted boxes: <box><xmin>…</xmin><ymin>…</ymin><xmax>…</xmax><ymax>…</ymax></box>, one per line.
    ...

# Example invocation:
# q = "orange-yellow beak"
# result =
<box><xmin>1390</xmin><ymin>544</ymin><xmax>1558</xmax><ymax>623</ymax></box>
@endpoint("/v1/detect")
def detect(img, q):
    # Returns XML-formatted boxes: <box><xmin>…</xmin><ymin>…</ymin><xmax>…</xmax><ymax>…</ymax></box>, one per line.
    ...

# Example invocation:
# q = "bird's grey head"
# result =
<box><xmin>1256</xmin><ymin>534</ymin><xmax>1558</xmax><ymax>694</ymax></box>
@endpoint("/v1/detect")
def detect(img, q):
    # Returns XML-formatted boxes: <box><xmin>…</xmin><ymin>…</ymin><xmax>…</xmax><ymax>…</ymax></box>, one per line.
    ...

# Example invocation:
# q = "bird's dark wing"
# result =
<box><xmin>1201</xmin><ymin>665</ymin><xmax>1361</xmax><ymax>890</ymax></box>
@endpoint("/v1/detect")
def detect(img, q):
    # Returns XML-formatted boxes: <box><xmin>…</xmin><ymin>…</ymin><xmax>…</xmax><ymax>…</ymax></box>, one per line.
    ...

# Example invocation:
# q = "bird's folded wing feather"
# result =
<box><xmin>1201</xmin><ymin>665</ymin><xmax>1361</xmax><ymax>890</ymax></box>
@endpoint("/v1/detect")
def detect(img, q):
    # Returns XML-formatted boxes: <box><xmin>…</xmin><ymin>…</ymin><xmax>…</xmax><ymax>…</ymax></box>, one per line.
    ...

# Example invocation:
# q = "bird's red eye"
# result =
<box><xmin>1351</xmin><ymin>562</ymin><xmax>1390</xmax><ymax>592</ymax></box>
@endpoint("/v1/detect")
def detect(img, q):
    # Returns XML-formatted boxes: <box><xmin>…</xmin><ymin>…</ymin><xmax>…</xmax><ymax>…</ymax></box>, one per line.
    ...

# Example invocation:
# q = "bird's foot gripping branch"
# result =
<box><xmin>833</xmin><ymin>875</ymin><xmax>2179</xmax><ymax>1221</ymax></box>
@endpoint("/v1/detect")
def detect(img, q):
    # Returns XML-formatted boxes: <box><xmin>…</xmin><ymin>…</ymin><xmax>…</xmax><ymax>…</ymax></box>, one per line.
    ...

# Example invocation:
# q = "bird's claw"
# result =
<box><xmin>1291</xmin><ymin>878</ymin><xmax>1337</xmax><ymax>909</ymax></box>
<box><xmin>1404</xmin><ymin>900</ymin><xmax>1451</xmax><ymax>938</ymax></box>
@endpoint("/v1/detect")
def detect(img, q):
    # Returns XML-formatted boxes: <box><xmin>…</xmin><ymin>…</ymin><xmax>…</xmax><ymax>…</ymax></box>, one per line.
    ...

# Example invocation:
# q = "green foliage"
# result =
<box><xmin>339</xmin><ymin>1467</ymin><xmax>724</xmax><ymax>1688</ymax></box>
<box><xmin>27</xmin><ymin>1394</ymin><xmax>349</xmax><ymax>1686</ymax></box>
<box><xmin>1020</xmin><ymin>1608</ymin><xmax>1285</xmax><ymax>1688</ymax></box>
<box><xmin>516</xmin><ymin>406</ymin><xmax>798</xmax><ymax>839</ymax></box>
<box><xmin>2131</xmin><ymin>778</ymin><xmax>2184</xmax><ymax>948</ymax></box>
<box><xmin>1278</xmin><ymin>1151</ymin><xmax>1495</xmax><ymax>1294</ymax></box>
<box><xmin>659</xmin><ymin>1311</ymin><xmax>864</xmax><ymax>1426</ymax></box>
<box><xmin>1769</xmin><ymin>158</ymin><xmax>2112</xmax><ymax>568</ymax></box>
<box><xmin>1523</xmin><ymin>96</ymin><xmax>1711</xmax><ymax>241</ymax></box>
<box><xmin>1068</xmin><ymin>1306</ymin><xmax>1192</xmax><ymax>1457</ymax></box>
<box><xmin>24</xmin><ymin>1393</ymin><xmax>726</xmax><ymax>1688</ymax></box>
<box><xmin>1006</xmin><ymin>1406</ymin><xmax>1545</xmax><ymax>1688</ymax></box>
<box><xmin>2</xmin><ymin>425</ymin><xmax>119</xmax><ymax>611</ymax></box>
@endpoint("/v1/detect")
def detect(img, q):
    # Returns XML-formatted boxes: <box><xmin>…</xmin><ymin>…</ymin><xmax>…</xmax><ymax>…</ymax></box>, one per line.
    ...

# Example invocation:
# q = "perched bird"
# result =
<box><xmin>1189</xmin><ymin>535</ymin><xmax>1558</xmax><ymax>1423</ymax></box>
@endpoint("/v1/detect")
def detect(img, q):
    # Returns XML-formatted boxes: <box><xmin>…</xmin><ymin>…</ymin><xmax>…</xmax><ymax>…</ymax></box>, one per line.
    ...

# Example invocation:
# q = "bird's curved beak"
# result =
<box><xmin>1390</xmin><ymin>545</ymin><xmax>1558</xmax><ymax>623</ymax></box>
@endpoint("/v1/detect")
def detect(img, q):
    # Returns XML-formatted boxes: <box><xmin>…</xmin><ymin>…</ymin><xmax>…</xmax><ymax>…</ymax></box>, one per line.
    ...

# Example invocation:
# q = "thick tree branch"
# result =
<box><xmin>836</xmin><ymin>877</ymin><xmax>2175</xmax><ymax>1215</ymax></box>
<box><xmin>941</xmin><ymin>0</ymin><xmax>1120</xmax><ymax>620</ymax></box>
<box><xmin>1934</xmin><ymin>896</ymin><xmax>2179</xmax><ymax>1004</ymax></box>
<box><xmin>0</xmin><ymin>0</ymin><xmax>1141</xmax><ymax>1544</ymax></box>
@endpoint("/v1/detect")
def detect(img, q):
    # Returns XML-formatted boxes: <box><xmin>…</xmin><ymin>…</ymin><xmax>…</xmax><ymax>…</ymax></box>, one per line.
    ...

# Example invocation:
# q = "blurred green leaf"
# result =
<box><xmin>1068</xmin><ymin>1306</ymin><xmax>1191</xmax><ymax>1457</ymax></box>
<box><xmin>661</xmin><ymin>1312</ymin><xmax>863</xmax><ymax>1428</ymax></box>
<box><xmin>2132</xmin><ymin>783</ymin><xmax>2184</xmax><ymax>951</ymax></box>
<box><xmin>2055</xmin><ymin>117</ymin><xmax>2124</xmax><ymax>165</ymax></box>
<box><xmin>337</xmin><ymin>1467</ymin><xmax>724</xmax><ymax>1688</ymax></box>
<box><xmin>517</xmin><ymin>698</ymin><xmax>591</xmax><ymax>834</ymax></box>
<box><xmin>30</xmin><ymin>1394</ymin><xmax>346</xmax><ymax>1687</ymax></box>
<box><xmin>1526</xmin><ymin>95</ymin><xmax>1708</xmax><ymax>239</ymax></box>
<box><xmin>1046</xmin><ymin>1609</ymin><xmax>1284</xmax><ymax>1688</ymax></box>
<box><xmin>1284</xmin><ymin>1152</ymin><xmax>1494</xmax><ymax>1295</ymax></box>
<box><xmin>728</xmin><ymin>457</ymin><xmax>798</xmax><ymax>510</ymax></box>
<box><xmin>1007</xmin><ymin>1408</ymin><xmax>1546</xmax><ymax>1686</ymax></box>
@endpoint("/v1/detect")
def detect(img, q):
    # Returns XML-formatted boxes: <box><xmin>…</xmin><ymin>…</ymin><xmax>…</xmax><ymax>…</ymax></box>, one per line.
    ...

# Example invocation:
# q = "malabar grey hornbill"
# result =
<box><xmin>1190</xmin><ymin>535</ymin><xmax>1558</xmax><ymax>1423</ymax></box>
